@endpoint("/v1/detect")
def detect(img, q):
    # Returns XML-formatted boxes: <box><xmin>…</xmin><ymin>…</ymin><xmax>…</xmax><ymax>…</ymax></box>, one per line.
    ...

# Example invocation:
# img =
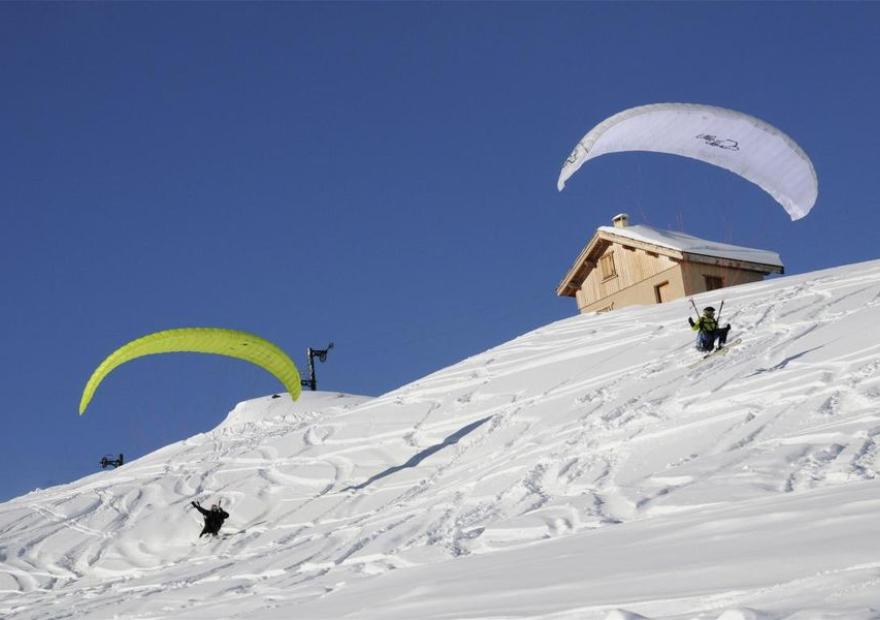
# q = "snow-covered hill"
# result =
<box><xmin>3</xmin><ymin>259</ymin><xmax>880</xmax><ymax>620</ymax></box>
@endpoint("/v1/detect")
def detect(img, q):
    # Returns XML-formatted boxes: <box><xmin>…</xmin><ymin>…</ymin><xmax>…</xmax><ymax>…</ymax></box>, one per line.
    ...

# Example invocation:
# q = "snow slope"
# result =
<box><xmin>3</xmin><ymin>259</ymin><xmax>880</xmax><ymax>619</ymax></box>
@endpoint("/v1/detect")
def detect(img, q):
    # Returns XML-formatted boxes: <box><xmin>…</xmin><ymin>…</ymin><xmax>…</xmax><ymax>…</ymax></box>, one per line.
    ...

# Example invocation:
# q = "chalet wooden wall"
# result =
<box><xmin>560</xmin><ymin>220</ymin><xmax>783</xmax><ymax>315</ymax></box>
<box><xmin>579</xmin><ymin>266</ymin><xmax>686</xmax><ymax>313</ymax></box>
<box><xmin>573</xmin><ymin>242</ymin><xmax>772</xmax><ymax>313</ymax></box>
<box><xmin>576</xmin><ymin>243</ymin><xmax>682</xmax><ymax>312</ymax></box>
<box><xmin>679</xmin><ymin>261</ymin><xmax>766</xmax><ymax>296</ymax></box>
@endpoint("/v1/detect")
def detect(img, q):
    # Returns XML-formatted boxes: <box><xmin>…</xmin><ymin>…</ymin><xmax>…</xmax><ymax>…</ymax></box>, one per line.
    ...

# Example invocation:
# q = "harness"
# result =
<box><xmin>698</xmin><ymin>315</ymin><xmax>718</xmax><ymax>333</ymax></box>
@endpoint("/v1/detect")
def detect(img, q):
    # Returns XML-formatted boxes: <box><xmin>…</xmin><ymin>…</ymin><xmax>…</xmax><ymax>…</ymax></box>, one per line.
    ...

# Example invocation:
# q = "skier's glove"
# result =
<box><xmin>688</xmin><ymin>317</ymin><xmax>695</xmax><ymax>327</ymax></box>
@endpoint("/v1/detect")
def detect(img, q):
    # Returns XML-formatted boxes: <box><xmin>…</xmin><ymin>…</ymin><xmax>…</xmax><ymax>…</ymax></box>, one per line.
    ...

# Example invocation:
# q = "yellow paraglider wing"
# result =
<box><xmin>79</xmin><ymin>327</ymin><xmax>301</xmax><ymax>414</ymax></box>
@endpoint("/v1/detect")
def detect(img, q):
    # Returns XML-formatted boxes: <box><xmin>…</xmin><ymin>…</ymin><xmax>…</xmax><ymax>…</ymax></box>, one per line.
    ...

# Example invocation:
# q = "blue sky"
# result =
<box><xmin>2</xmin><ymin>2</ymin><xmax>878</xmax><ymax>502</ymax></box>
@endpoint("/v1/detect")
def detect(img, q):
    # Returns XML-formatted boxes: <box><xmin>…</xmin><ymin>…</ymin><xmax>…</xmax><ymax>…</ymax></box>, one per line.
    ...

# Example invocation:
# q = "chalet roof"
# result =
<box><xmin>597</xmin><ymin>225</ymin><xmax>784</xmax><ymax>268</ymax></box>
<box><xmin>557</xmin><ymin>223</ymin><xmax>784</xmax><ymax>297</ymax></box>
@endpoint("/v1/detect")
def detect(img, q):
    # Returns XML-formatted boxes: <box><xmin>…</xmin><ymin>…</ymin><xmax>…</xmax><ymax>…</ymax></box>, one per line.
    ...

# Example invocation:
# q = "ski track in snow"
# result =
<box><xmin>3</xmin><ymin>261</ymin><xmax>880</xmax><ymax>619</ymax></box>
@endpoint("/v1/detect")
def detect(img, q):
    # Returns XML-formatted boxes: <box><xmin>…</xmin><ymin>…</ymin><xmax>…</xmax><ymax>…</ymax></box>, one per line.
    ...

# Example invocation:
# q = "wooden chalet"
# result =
<box><xmin>557</xmin><ymin>213</ymin><xmax>784</xmax><ymax>314</ymax></box>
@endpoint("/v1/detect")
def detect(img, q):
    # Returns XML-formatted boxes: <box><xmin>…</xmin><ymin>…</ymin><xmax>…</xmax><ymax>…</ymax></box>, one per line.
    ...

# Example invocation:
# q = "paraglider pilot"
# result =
<box><xmin>191</xmin><ymin>500</ymin><xmax>229</xmax><ymax>537</ymax></box>
<box><xmin>100</xmin><ymin>453</ymin><xmax>124</xmax><ymax>469</ymax></box>
<box><xmin>689</xmin><ymin>306</ymin><xmax>730</xmax><ymax>352</ymax></box>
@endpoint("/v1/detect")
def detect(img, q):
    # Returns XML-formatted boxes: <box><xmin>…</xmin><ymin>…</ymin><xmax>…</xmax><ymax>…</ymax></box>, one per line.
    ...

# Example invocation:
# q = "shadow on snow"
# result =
<box><xmin>343</xmin><ymin>416</ymin><xmax>493</xmax><ymax>492</ymax></box>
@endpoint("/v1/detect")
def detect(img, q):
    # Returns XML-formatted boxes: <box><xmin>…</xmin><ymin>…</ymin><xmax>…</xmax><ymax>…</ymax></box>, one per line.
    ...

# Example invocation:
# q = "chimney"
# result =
<box><xmin>612</xmin><ymin>213</ymin><xmax>629</xmax><ymax>228</ymax></box>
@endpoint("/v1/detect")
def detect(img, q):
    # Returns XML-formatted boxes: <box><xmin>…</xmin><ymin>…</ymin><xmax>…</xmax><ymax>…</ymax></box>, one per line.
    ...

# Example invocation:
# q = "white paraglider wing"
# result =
<box><xmin>557</xmin><ymin>103</ymin><xmax>818</xmax><ymax>220</ymax></box>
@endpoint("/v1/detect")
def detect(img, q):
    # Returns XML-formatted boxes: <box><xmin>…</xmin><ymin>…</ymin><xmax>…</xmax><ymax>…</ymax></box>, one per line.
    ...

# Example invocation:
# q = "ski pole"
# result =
<box><xmin>716</xmin><ymin>300</ymin><xmax>725</xmax><ymax>324</ymax></box>
<box><xmin>689</xmin><ymin>298</ymin><xmax>700</xmax><ymax>319</ymax></box>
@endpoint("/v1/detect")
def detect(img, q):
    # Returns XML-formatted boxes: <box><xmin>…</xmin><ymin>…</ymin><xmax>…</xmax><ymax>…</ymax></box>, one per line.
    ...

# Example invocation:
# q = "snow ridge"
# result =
<box><xmin>3</xmin><ymin>260</ymin><xmax>880</xmax><ymax>619</ymax></box>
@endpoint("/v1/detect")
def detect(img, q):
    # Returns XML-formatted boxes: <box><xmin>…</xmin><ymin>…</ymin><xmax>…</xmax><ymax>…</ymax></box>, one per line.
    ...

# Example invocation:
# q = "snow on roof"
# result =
<box><xmin>598</xmin><ymin>224</ymin><xmax>783</xmax><ymax>268</ymax></box>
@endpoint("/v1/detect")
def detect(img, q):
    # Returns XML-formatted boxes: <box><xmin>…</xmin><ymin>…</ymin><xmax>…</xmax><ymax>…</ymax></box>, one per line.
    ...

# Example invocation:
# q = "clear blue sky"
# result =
<box><xmin>2</xmin><ymin>2</ymin><xmax>878</xmax><ymax>502</ymax></box>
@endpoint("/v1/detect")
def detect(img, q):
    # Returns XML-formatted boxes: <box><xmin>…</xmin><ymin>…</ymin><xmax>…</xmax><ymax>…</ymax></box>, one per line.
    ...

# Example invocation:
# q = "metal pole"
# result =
<box><xmin>306</xmin><ymin>348</ymin><xmax>316</xmax><ymax>391</ymax></box>
<box><xmin>301</xmin><ymin>343</ymin><xmax>333</xmax><ymax>392</ymax></box>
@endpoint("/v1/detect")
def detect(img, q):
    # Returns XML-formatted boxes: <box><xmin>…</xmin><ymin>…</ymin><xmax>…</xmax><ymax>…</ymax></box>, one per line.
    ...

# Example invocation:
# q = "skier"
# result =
<box><xmin>191</xmin><ymin>500</ymin><xmax>229</xmax><ymax>537</ymax></box>
<box><xmin>688</xmin><ymin>306</ymin><xmax>731</xmax><ymax>352</ymax></box>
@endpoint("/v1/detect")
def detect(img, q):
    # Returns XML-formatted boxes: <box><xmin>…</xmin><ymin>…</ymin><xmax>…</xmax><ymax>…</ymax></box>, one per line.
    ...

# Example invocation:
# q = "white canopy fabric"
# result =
<box><xmin>558</xmin><ymin>103</ymin><xmax>818</xmax><ymax>220</ymax></box>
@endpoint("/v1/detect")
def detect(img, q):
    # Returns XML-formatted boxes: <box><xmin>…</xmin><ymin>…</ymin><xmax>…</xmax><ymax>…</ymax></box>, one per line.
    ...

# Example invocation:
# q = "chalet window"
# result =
<box><xmin>654</xmin><ymin>281</ymin><xmax>670</xmax><ymax>303</ymax></box>
<box><xmin>703</xmin><ymin>275</ymin><xmax>724</xmax><ymax>291</ymax></box>
<box><xmin>600</xmin><ymin>252</ymin><xmax>617</xmax><ymax>280</ymax></box>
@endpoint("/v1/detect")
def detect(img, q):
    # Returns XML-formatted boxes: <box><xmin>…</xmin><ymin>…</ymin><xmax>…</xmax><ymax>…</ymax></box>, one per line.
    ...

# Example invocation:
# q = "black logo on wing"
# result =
<box><xmin>697</xmin><ymin>134</ymin><xmax>740</xmax><ymax>151</ymax></box>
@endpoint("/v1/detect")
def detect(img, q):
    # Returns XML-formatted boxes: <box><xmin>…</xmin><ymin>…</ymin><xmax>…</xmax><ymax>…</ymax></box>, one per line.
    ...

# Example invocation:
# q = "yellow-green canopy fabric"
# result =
<box><xmin>79</xmin><ymin>327</ymin><xmax>301</xmax><ymax>414</ymax></box>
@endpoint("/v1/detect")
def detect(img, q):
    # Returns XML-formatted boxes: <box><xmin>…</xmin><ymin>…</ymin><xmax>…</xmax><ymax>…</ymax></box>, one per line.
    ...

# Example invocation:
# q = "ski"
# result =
<box><xmin>689</xmin><ymin>338</ymin><xmax>742</xmax><ymax>367</ymax></box>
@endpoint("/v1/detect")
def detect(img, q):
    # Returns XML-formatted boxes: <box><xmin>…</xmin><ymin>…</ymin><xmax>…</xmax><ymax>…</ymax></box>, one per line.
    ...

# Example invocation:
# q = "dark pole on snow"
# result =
<box><xmin>301</xmin><ymin>343</ymin><xmax>334</xmax><ymax>391</ymax></box>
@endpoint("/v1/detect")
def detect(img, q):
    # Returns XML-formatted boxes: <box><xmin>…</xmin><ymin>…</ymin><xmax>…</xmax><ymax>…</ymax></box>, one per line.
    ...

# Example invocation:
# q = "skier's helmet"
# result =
<box><xmin>704</xmin><ymin>306</ymin><xmax>715</xmax><ymax>314</ymax></box>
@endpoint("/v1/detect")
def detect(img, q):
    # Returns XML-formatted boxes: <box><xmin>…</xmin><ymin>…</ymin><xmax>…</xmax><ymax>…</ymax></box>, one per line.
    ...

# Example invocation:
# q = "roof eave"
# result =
<box><xmin>681</xmin><ymin>252</ymin><xmax>784</xmax><ymax>274</ymax></box>
<box><xmin>556</xmin><ymin>233</ymin><xmax>604</xmax><ymax>297</ymax></box>
<box><xmin>597</xmin><ymin>230</ymin><xmax>684</xmax><ymax>260</ymax></box>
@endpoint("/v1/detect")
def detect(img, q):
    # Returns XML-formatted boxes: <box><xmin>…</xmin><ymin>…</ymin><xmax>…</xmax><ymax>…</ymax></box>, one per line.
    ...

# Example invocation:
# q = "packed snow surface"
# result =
<box><xmin>3</xmin><ymin>259</ymin><xmax>880</xmax><ymax>619</ymax></box>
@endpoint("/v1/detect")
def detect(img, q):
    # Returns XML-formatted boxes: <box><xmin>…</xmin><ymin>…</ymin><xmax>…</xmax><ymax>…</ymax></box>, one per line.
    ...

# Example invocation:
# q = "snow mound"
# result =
<box><xmin>218</xmin><ymin>391</ymin><xmax>373</xmax><ymax>429</ymax></box>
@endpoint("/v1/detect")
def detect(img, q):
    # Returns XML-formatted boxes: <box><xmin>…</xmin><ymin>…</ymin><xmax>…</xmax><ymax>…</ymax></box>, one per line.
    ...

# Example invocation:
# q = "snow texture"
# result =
<box><xmin>3</xmin><ymin>259</ymin><xmax>880</xmax><ymax>619</ymax></box>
